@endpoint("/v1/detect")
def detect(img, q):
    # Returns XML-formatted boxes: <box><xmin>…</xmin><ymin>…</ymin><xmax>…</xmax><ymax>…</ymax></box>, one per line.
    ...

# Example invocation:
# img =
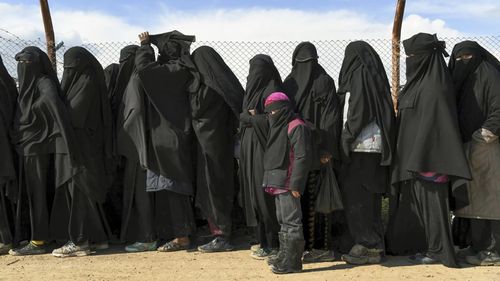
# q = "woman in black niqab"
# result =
<box><xmin>9</xmin><ymin>46</ymin><xmax>83</xmax><ymax>256</ymax></box>
<box><xmin>283</xmin><ymin>42</ymin><xmax>342</xmax><ymax>257</ymax></box>
<box><xmin>0</xmin><ymin>54</ymin><xmax>18</xmax><ymax>252</ymax></box>
<box><xmin>390</xmin><ymin>33</ymin><xmax>471</xmax><ymax>268</ymax></box>
<box><xmin>117</xmin><ymin>31</ymin><xmax>197</xmax><ymax>252</ymax></box>
<box><xmin>336</xmin><ymin>41</ymin><xmax>395</xmax><ymax>264</ymax></box>
<box><xmin>449</xmin><ymin>41</ymin><xmax>500</xmax><ymax>265</ymax></box>
<box><xmin>190</xmin><ymin>46</ymin><xmax>244</xmax><ymax>252</ymax></box>
<box><xmin>240</xmin><ymin>54</ymin><xmax>282</xmax><ymax>254</ymax></box>
<box><xmin>50</xmin><ymin>46</ymin><xmax>112</xmax><ymax>256</ymax></box>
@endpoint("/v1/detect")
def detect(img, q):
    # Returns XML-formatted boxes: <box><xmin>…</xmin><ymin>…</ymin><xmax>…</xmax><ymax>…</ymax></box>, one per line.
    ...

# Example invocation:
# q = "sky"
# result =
<box><xmin>0</xmin><ymin>0</ymin><xmax>498</xmax><ymax>45</ymax></box>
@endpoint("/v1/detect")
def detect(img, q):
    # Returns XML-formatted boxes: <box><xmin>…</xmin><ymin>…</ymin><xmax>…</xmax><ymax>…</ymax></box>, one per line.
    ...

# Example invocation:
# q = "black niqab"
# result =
<box><xmin>110</xmin><ymin>45</ymin><xmax>139</xmax><ymax>119</ymax></box>
<box><xmin>263</xmin><ymin>100</ymin><xmax>296</xmax><ymax>170</ymax></box>
<box><xmin>449</xmin><ymin>40</ymin><xmax>500</xmax><ymax>141</ymax></box>
<box><xmin>283</xmin><ymin>42</ymin><xmax>342</xmax><ymax>161</ymax></box>
<box><xmin>392</xmin><ymin>33</ymin><xmax>471</xmax><ymax>191</ymax></box>
<box><xmin>244</xmin><ymin>54</ymin><xmax>282</xmax><ymax>113</ymax></box>
<box><xmin>242</xmin><ymin>54</ymin><xmax>282</xmax><ymax>146</ymax></box>
<box><xmin>191</xmin><ymin>46</ymin><xmax>244</xmax><ymax>118</ymax></box>
<box><xmin>104</xmin><ymin>63</ymin><xmax>119</xmax><ymax>98</ymax></box>
<box><xmin>337</xmin><ymin>41</ymin><xmax>395</xmax><ymax>165</ymax></box>
<box><xmin>13</xmin><ymin>46</ymin><xmax>82</xmax><ymax>187</ymax></box>
<box><xmin>61</xmin><ymin>46</ymin><xmax>113</xmax><ymax>202</ymax></box>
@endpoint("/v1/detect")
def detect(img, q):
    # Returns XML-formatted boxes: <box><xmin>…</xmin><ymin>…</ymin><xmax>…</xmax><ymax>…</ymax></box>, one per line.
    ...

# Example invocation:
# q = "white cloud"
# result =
<box><xmin>407</xmin><ymin>0</ymin><xmax>500</xmax><ymax>21</ymax></box>
<box><xmin>0</xmin><ymin>2</ymin><xmax>492</xmax><ymax>83</ymax></box>
<box><xmin>401</xmin><ymin>14</ymin><xmax>463</xmax><ymax>39</ymax></box>
<box><xmin>0</xmin><ymin>3</ymin><xmax>466</xmax><ymax>44</ymax></box>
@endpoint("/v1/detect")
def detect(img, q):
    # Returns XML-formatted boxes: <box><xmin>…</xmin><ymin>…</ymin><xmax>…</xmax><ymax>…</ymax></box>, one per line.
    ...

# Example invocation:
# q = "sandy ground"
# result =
<box><xmin>1</xmin><ymin>245</ymin><xmax>500</xmax><ymax>281</ymax></box>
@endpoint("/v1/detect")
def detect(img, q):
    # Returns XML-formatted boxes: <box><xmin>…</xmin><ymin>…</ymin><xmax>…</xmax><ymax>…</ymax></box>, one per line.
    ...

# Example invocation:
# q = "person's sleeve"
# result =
<box><xmin>481</xmin><ymin>74</ymin><xmax>500</xmax><ymax>139</ymax></box>
<box><xmin>135</xmin><ymin>44</ymin><xmax>156</xmax><ymax>71</ymax></box>
<box><xmin>288</xmin><ymin>124</ymin><xmax>313</xmax><ymax>194</ymax></box>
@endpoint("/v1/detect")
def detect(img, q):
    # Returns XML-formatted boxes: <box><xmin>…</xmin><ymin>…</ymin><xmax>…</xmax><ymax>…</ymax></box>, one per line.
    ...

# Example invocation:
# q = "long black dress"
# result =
<box><xmin>12</xmin><ymin>47</ymin><xmax>83</xmax><ymax>242</ymax></box>
<box><xmin>240</xmin><ymin>54</ymin><xmax>282</xmax><ymax>249</ymax></box>
<box><xmin>337</xmin><ymin>41</ymin><xmax>395</xmax><ymax>252</ymax></box>
<box><xmin>103</xmin><ymin>45</ymin><xmax>139</xmax><ymax>239</ymax></box>
<box><xmin>50</xmin><ymin>46</ymin><xmax>112</xmax><ymax>245</ymax></box>
<box><xmin>190</xmin><ymin>46</ymin><xmax>244</xmax><ymax>237</ymax></box>
<box><xmin>283</xmin><ymin>42</ymin><xmax>343</xmax><ymax>251</ymax></box>
<box><xmin>449</xmin><ymin>41</ymin><xmax>500</xmax><ymax>254</ymax></box>
<box><xmin>0</xmin><ymin>54</ymin><xmax>18</xmax><ymax>247</ymax></box>
<box><xmin>117</xmin><ymin>31</ymin><xmax>196</xmax><ymax>243</ymax></box>
<box><xmin>390</xmin><ymin>33</ymin><xmax>472</xmax><ymax>268</ymax></box>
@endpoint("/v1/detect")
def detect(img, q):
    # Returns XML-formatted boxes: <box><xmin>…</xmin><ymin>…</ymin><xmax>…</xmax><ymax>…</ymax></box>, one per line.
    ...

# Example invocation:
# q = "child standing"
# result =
<box><xmin>262</xmin><ymin>92</ymin><xmax>313</xmax><ymax>274</ymax></box>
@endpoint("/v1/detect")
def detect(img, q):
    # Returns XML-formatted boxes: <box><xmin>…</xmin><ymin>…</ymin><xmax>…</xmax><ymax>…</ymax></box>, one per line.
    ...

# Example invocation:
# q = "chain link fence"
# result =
<box><xmin>1</xmin><ymin>32</ymin><xmax>499</xmax><ymax>87</ymax></box>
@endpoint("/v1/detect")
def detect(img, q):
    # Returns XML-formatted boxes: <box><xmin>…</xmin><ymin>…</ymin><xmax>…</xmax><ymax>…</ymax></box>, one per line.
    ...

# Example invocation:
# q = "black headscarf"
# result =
<box><xmin>337</xmin><ymin>41</ymin><xmax>395</xmax><ymax>165</ymax></box>
<box><xmin>61</xmin><ymin>47</ymin><xmax>113</xmax><ymax>201</ymax></box>
<box><xmin>104</xmin><ymin>63</ymin><xmax>119</xmax><ymax>98</ymax></box>
<box><xmin>0</xmin><ymin>54</ymin><xmax>17</xmax><ymax>187</ymax></box>
<box><xmin>244</xmin><ymin>54</ymin><xmax>282</xmax><ymax>113</ymax></box>
<box><xmin>191</xmin><ymin>46</ymin><xmax>244</xmax><ymax>118</ymax></box>
<box><xmin>13</xmin><ymin>46</ymin><xmax>82</xmax><ymax>187</ymax></box>
<box><xmin>263</xmin><ymin>94</ymin><xmax>297</xmax><ymax>171</ymax></box>
<box><xmin>110</xmin><ymin>45</ymin><xmax>139</xmax><ymax>119</ymax></box>
<box><xmin>242</xmin><ymin>54</ymin><xmax>283</xmax><ymax>146</ymax></box>
<box><xmin>283</xmin><ymin>42</ymin><xmax>341</xmax><ymax>161</ymax></box>
<box><xmin>392</xmin><ymin>33</ymin><xmax>471</xmax><ymax>191</ymax></box>
<box><xmin>61</xmin><ymin>47</ymin><xmax>112</xmax><ymax>153</ymax></box>
<box><xmin>449</xmin><ymin>41</ymin><xmax>500</xmax><ymax>141</ymax></box>
<box><xmin>150</xmin><ymin>30</ymin><xmax>196</xmax><ymax>66</ymax></box>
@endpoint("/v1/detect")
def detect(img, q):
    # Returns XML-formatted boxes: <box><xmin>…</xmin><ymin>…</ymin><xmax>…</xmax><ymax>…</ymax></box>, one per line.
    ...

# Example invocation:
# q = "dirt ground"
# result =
<box><xmin>1</xmin><ymin>246</ymin><xmax>499</xmax><ymax>281</ymax></box>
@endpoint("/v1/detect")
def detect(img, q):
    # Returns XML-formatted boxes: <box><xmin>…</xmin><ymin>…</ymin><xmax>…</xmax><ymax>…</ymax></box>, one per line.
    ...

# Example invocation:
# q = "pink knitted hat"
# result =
<box><xmin>264</xmin><ymin>92</ymin><xmax>289</xmax><ymax>107</ymax></box>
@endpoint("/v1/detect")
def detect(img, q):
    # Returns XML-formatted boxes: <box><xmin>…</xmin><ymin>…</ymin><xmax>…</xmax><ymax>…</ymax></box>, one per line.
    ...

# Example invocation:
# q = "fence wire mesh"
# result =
<box><xmin>1</xmin><ymin>33</ymin><xmax>499</xmax><ymax>88</ymax></box>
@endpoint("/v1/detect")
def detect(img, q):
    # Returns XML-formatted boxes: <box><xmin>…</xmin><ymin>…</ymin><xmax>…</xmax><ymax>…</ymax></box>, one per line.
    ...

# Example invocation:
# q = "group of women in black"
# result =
<box><xmin>0</xmin><ymin>30</ymin><xmax>499</xmax><ymax>273</ymax></box>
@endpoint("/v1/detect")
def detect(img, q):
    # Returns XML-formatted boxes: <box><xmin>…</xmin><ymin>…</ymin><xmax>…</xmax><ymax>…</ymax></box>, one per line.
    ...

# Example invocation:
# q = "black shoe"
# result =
<box><xmin>409</xmin><ymin>253</ymin><xmax>440</xmax><ymax>265</ymax></box>
<box><xmin>9</xmin><ymin>242</ymin><xmax>46</xmax><ymax>256</ymax></box>
<box><xmin>466</xmin><ymin>251</ymin><xmax>500</xmax><ymax>266</ymax></box>
<box><xmin>267</xmin><ymin>232</ymin><xmax>285</xmax><ymax>267</ymax></box>
<box><xmin>303</xmin><ymin>249</ymin><xmax>336</xmax><ymax>263</ymax></box>
<box><xmin>342</xmin><ymin>244</ymin><xmax>382</xmax><ymax>265</ymax></box>
<box><xmin>271</xmin><ymin>238</ymin><xmax>304</xmax><ymax>274</ymax></box>
<box><xmin>197</xmin><ymin>236</ymin><xmax>234</xmax><ymax>253</ymax></box>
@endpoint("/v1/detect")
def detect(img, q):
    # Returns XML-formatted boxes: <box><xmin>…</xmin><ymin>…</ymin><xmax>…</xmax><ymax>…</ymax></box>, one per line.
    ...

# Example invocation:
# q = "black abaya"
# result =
<box><xmin>0</xmin><ymin>54</ymin><xmax>17</xmax><ymax>245</ymax></box>
<box><xmin>53</xmin><ymin>46</ymin><xmax>112</xmax><ymax>244</ymax></box>
<box><xmin>283</xmin><ymin>42</ymin><xmax>343</xmax><ymax>250</ymax></box>
<box><xmin>390</xmin><ymin>33</ymin><xmax>472</xmax><ymax>267</ymax></box>
<box><xmin>191</xmin><ymin>46</ymin><xmax>244</xmax><ymax>236</ymax></box>
<box><xmin>240</xmin><ymin>54</ymin><xmax>282</xmax><ymax>248</ymax></box>
<box><xmin>117</xmin><ymin>31</ymin><xmax>197</xmax><ymax>242</ymax></box>
<box><xmin>12</xmin><ymin>47</ymin><xmax>83</xmax><ymax>242</ymax></box>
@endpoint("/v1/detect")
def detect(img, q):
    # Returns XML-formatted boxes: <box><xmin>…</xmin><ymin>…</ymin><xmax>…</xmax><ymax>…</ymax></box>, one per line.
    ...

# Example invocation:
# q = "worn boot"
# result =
<box><xmin>271</xmin><ymin>238</ymin><xmax>305</xmax><ymax>274</ymax></box>
<box><xmin>267</xmin><ymin>232</ymin><xmax>285</xmax><ymax>267</ymax></box>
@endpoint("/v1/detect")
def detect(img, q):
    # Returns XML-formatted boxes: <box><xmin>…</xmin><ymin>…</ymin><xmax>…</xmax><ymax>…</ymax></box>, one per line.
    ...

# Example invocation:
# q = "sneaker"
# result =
<box><xmin>125</xmin><ymin>241</ymin><xmax>157</xmax><ymax>252</ymax></box>
<box><xmin>303</xmin><ymin>249</ymin><xmax>336</xmax><ymax>263</ymax></box>
<box><xmin>342</xmin><ymin>244</ymin><xmax>382</xmax><ymax>265</ymax></box>
<box><xmin>466</xmin><ymin>251</ymin><xmax>500</xmax><ymax>266</ymax></box>
<box><xmin>198</xmin><ymin>236</ymin><xmax>234</xmax><ymax>253</ymax></box>
<box><xmin>251</xmin><ymin>248</ymin><xmax>278</xmax><ymax>260</ymax></box>
<box><xmin>250</xmin><ymin>244</ymin><xmax>260</xmax><ymax>253</ymax></box>
<box><xmin>0</xmin><ymin>243</ymin><xmax>12</xmax><ymax>255</ymax></box>
<box><xmin>52</xmin><ymin>241</ymin><xmax>90</xmax><ymax>258</ymax></box>
<box><xmin>91</xmin><ymin>241</ymin><xmax>109</xmax><ymax>251</ymax></box>
<box><xmin>9</xmin><ymin>242</ymin><xmax>46</xmax><ymax>256</ymax></box>
<box><xmin>409</xmin><ymin>252</ymin><xmax>440</xmax><ymax>265</ymax></box>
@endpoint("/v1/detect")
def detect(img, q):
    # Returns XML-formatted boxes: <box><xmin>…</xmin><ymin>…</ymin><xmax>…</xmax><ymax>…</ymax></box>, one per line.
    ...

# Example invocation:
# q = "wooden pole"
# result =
<box><xmin>391</xmin><ymin>0</ymin><xmax>406</xmax><ymax>112</ymax></box>
<box><xmin>39</xmin><ymin>0</ymin><xmax>57</xmax><ymax>73</ymax></box>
